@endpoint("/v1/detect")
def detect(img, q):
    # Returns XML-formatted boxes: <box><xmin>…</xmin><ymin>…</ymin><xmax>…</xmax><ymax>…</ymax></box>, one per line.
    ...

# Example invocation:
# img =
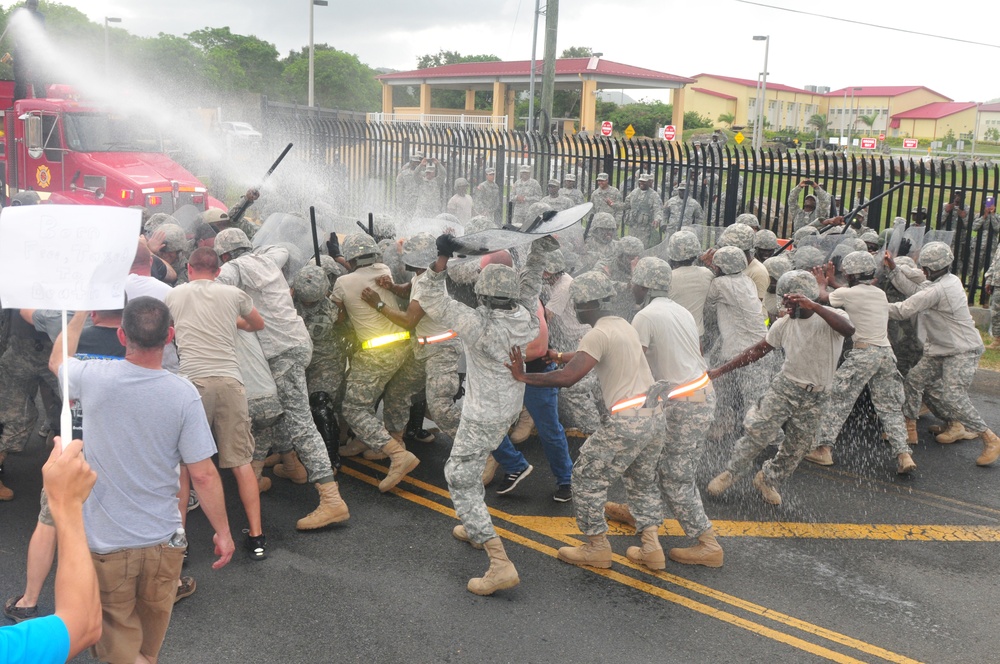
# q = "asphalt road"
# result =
<box><xmin>2</xmin><ymin>373</ymin><xmax>1000</xmax><ymax>663</ymax></box>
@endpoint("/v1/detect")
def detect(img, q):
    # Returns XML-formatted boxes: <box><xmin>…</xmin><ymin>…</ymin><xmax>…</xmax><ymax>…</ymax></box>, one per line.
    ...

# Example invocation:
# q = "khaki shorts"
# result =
<box><xmin>192</xmin><ymin>376</ymin><xmax>255</xmax><ymax>468</ymax></box>
<box><xmin>90</xmin><ymin>543</ymin><xmax>185</xmax><ymax>664</ymax></box>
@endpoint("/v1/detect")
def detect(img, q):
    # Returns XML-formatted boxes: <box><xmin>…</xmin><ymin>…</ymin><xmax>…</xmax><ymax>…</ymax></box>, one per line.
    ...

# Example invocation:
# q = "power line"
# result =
<box><xmin>735</xmin><ymin>0</ymin><xmax>1000</xmax><ymax>49</ymax></box>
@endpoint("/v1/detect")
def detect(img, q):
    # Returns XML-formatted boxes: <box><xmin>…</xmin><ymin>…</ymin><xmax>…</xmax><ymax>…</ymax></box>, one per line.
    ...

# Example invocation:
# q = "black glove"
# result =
<box><xmin>436</xmin><ymin>233</ymin><xmax>462</xmax><ymax>258</ymax></box>
<box><xmin>327</xmin><ymin>233</ymin><xmax>341</xmax><ymax>258</ymax></box>
<box><xmin>897</xmin><ymin>238</ymin><xmax>912</xmax><ymax>257</ymax></box>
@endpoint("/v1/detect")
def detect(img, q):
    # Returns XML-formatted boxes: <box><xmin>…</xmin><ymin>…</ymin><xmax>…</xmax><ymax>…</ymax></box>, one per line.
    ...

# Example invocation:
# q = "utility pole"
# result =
<box><xmin>539</xmin><ymin>0</ymin><xmax>558</xmax><ymax>136</ymax></box>
<box><xmin>527</xmin><ymin>0</ymin><xmax>542</xmax><ymax>131</ymax></box>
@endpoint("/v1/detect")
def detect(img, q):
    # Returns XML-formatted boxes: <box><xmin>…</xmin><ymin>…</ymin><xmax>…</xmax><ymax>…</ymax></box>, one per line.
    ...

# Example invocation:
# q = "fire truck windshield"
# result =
<box><xmin>63</xmin><ymin>113</ymin><xmax>164</xmax><ymax>153</ymax></box>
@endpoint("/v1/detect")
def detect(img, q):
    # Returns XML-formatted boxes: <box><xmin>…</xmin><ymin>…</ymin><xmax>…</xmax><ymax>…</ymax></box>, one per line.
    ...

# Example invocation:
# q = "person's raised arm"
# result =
<box><xmin>48</xmin><ymin>310</ymin><xmax>88</xmax><ymax>376</ymax></box>
<box><xmin>785</xmin><ymin>294</ymin><xmax>855</xmax><ymax>337</ymax></box>
<box><xmin>361</xmin><ymin>288</ymin><xmax>425</xmax><ymax>329</ymax></box>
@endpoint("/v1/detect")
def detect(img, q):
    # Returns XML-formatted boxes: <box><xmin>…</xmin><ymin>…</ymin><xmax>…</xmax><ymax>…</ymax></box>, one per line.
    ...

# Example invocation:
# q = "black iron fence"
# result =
<box><xmin>260</xmin><ymin>117</ymin><xmax>1000</xmax><ymax>304</ymax></box>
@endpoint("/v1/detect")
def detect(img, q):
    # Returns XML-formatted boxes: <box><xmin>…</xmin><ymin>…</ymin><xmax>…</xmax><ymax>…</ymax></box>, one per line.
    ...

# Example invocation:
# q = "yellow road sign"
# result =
<box><xmin>734</xmin><ymin>131</ymin><xmax>745</xmax><ymax>144</ymax></box>
<box><xmin>624</xmin><ymin>124</ymin><xmax>635</xmax><ymax>139</ymax></box>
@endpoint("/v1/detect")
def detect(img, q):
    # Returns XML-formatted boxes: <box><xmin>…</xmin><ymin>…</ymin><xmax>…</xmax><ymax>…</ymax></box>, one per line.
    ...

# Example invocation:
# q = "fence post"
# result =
<box><xmin>724</xmin><ymin>163</ymin><xmax>739</xmax><ymax>226</ymax></box>
<box><xmin>868</xmin><ymin>171</ymin><xmax>886</xmax><ymax>228</ymax></box>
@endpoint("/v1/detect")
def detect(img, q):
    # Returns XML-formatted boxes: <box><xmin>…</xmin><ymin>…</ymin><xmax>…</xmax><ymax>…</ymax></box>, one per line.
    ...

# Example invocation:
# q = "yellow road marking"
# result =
<box><xmin>341</xmin><ymin>460</ymin><xmax>924</xmax><ymax>664</ymax></box>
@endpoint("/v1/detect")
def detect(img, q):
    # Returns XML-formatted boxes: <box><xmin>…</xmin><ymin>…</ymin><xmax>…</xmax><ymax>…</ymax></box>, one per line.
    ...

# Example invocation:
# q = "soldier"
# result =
<box><xmin>214</xmin><ymin>228</ymin><xmax>349</xmax><ymax>530</ymax></box>
<box><xmin>666</xmin><ymin>230</ymin><xmax>715</xmax><ymax>337</ymax></box>
<box><xmin>507</xmin><ymin>270</ymin><xmax>662</xmax><ymax>571</ymax></box>
<box><xmin>972</xmin><ymin>196</ymin><xmax>999</xmax><ymax>271</ymax></box>
<box><xmin>706</xmin><ymin>271</ymin><xmax>855</xmax><ymax>505</ymax></box>
<box><xmin>754</xmin><ymin>229</ymin><xmax>780</xmax><ymax>263</ymax></box>
<box><xmin>291</xmin><ymin>265</ymin><xmax>348</xmax><ymax>471</ymax></box>
<box><xmin>595</xmin><ymin>236</ymin><xmax>644</xmax><ymax>322</ymax></box>
<box><xmin>150</xmin><ymin>223</ymin><xmax>191</xmax><ymax>285</ymax></box>
<box><xmin>736</xmin><ymin>212</ymin><xmax>761</xmax><ymax>231</ymax></box>
<box><xmin>542</xmin><ymin>179</ymin><xmax>573</xmax><ymax>212</ymax></box>
<box><xmin>332</xmin><ymin>233</ymin><xmax>423</xmax><ymax>491</ymax></box>
<box><xmin>358</xmin><ymin>233</ymin><xmax>463</xmax><ymax>441</ymax></box>
<box><xmin>663</xmin><ymin>183</ymin><xmax>704</xmax><ymax>232</ymax></box>
<box><xmin>788</xmin><ymin>180</ymin><xmax>835</xmax><ymax>232</ymax></box>
<box><xmin>421</xmin><ymin>232</ymin><xmax>557</xmax><ymax>595</ymax></box>
<box><xmin>559</xmin><ymin>173</ymin><xmax>586</xmax><ymax>207</ymax></box>
<box><xmin>806</xmin><ymin>252</ymin><xmax>916</xmax><ymax>474</ymax></box>
<box><xmin>204</xmin><ymin>202</ymin><xmax>259</xmax><ymax>241</ymax></box>
<box><xmin>472</xmin><ymin>167</ymin><xmax>501</xmax><ymax>225</ymax></box>
<box><xmin>396</xmin><ymin>152</ymin><xmax>424</xmax><ymax>214</ymax></box>
<box><xmin>762</xmin><ymin>255</ymin><xmax>792</xmax><ymax>322</ymax></box>
<box><xmin>986</xmin><ymin>247</ymin><xmax>1000</xmax><ymax>348</ymax></box>
<box><xmin>414</xmin><ymin>160</ymin><xmax>445</xmax><ymax>218</ymax></box>
<box><xmin>884</xmin><ymin>242</ymin><xmax>1000</xmax><ymax>466</ymax></box>
<box><xmin>622</xmin><ymin>173</ymin><xmax>663</xmax><ymax>249</ymax></box>
<box><xmin>611</xmin><ymin>257</ymin><xmax>724</xmax><ymax>568</ymax></box>
<box><xmin>578</xmin><ymin>211</ymin><xmax>618</xmax><ymax>273</ymax></box>
<box><xmin>720</xmin><ymin>223</ymin><xmax>767</xmax><ymax>315</ymax></box>
<box><xmin>447</xmin><ymin>178</ymin><xmax>474</xmax><ymax>223</ymax></box>
<box><xmin>511</xmin><ymin>165</ymin><xmax>543</xmax><ymax>229</ymax></box>
<box><xmin>590</xmin><ymin>173</ymin><xmax>623</xmax><ymax>225</ymax></box>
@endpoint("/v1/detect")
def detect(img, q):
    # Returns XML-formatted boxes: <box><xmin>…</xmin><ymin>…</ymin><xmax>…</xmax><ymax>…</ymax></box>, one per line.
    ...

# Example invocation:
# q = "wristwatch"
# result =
<box><xmin>376</xmin><ymin>301</ymin><xmax>385</xmax><ymax>312</ymax></box>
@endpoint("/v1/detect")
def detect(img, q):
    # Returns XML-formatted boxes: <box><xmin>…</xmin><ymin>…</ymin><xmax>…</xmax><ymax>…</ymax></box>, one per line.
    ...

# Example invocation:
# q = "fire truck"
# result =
<box><xmin>0</xmin><ymin>80</ymin><xmax>220</xmax><ymax>212</ymax></box>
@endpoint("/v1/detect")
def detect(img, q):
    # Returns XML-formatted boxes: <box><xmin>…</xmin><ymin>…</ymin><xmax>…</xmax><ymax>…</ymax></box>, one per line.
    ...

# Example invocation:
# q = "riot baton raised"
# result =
<box><xmin>228</xmin><ymin>142</ymin><xmax>293</xmax><ymax>225</ymax></box>
<box><xmin>309</xmin><ymin>206</ymin><xmax>321</xmax><ymax>267</ymax></box>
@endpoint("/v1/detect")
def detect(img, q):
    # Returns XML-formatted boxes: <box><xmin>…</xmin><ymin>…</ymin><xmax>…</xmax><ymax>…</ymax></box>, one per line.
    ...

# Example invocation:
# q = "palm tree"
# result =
<box><xmin>718</xmin><ymin>112</ymin><xmax>735</xmax><ymax>129</ymax></box>
<box><xmin>857</xmin><ymin>114</ymin><xmax>878</xmax><ymax>136</ymax></box>
<box><xmin>807</xmin><ymin>113</ymin><xmax>831</xmax><ymax>138</ymax></box>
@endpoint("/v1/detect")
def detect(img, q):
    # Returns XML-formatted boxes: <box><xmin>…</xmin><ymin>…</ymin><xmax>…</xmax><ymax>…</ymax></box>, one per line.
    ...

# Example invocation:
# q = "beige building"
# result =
<box><xmin>684</xmin><ymin>74</ymin><xmax>825</xmax><ymax>132</ymax></box>
<box><xmin>823</xmin><ymin>86</ymin><xmax>952</xmax><ymax>138</ymax></box>
<box><xmin>889</xmin><ymin>102</ymin><xmax>978</xmax><ymax>141</ymax></box>
<box><xmin>973</xmin><ymin>102</ymin><xmax>1000</xmax><ymax>141</ymax></box>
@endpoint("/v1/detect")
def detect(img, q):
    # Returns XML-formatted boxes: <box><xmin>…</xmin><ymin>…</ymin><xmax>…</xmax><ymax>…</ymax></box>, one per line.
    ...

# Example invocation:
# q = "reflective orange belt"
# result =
<box><xmin>610</xmin><ymin>394</ymin><xmax>648</xmax><ymax>414</ymax></box>
<box><xmin>667</xmin><ymin>373</ymin><xmax>711</xmax><ymax>400</ymax></box>
<box><xmin>417</xmin><ymin>330</ymin><xmax>458</xmax><ymax>345</ymax></box>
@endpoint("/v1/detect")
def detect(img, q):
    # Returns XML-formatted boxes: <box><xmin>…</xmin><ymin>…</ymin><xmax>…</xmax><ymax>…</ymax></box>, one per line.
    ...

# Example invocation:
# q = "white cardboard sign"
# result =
<box><xmin>0</xmin><ymin>205</ymin><xmax>140</xmax><ymax>310</ymax></box>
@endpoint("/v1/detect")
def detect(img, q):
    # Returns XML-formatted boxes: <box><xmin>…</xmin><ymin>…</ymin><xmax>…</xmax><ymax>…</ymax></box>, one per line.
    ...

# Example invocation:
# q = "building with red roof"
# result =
<box><xmin>683</xmin><ymin>74</ymin><xmax>826</xmax><ymax>134</ymax></box>
<box><xmin>889</xmin><ymin>102</ymin><xmax>978</xmax><ymax>141</ymax></box>
<box><xmin>823</xmin><ymin>86</ymin><xmax>953</xmax><ymax>140</ymax></box>
<box><xmin>975</xmin><ymin>102</ymin><xmax>1000</xmax><ymax>142</ymax></box>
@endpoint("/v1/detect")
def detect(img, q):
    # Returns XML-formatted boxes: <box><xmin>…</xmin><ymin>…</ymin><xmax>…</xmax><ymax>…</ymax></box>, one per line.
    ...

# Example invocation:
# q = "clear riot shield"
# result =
<box><xmin>451</xmin><ymin>203</ymin><xmax>591</xmax><ymax>258</ymax></box>
<box><xmin>914</xmin><ymin>229</ymin><xmax>956</xmax><ymax>266</ymax></box>
<box><xmin>171</xmin><ymin>204</ymin><xmax>204</xmax><ymax>236</ymax></box>
<box><xmin>398</xmin><ymin>216</ymin><xmax>466</xmax><ymax>239</ymax></box>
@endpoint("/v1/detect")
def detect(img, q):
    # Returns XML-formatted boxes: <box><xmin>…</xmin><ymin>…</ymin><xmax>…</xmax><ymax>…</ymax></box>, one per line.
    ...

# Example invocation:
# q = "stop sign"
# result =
<box><xmin>662</xmin><ymin>125</ymin><xmax>677</xmax><ymax>141</ymax></box>
<box><xmin>600</xmin><ymin>121</ymin><xmax>613</xmax><ymax>137</ymax></box>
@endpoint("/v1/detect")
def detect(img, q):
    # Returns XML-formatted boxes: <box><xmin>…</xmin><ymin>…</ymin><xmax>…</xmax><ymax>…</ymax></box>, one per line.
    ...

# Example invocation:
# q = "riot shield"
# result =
<box><xmin>452</xmin><ymin>203</ymin><xmax>591</xmax><ymax>257</ymax></box>
<box><xmin>913</xmin><ymin>229</ymin><xmax>956</xmax><ymax>266</ymax></box>
<box><xmin>171</xmin><ymin>204</ymin><xmax>203</xmax><ymax>236</ymax></box>
<box><xmin>398</xmin><ymin>216</ymin><xmax>466</xmax><ymax>239</ymax></box>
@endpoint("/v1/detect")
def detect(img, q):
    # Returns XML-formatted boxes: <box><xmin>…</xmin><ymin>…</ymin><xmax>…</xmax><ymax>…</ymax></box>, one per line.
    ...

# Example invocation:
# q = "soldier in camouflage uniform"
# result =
<box><xmin>332</xmin><ymin>233</ymin><xmax>424</xmax><ymax>491</ymax></box>
<box><xmin>559</xmin><ymin>173</ymin><xmax>586</xmax><ymax>207</ymax></box>
<box><xmin>153</xmin><ymin>223</ymin><xmax>191</xmax><ymax>285</ymax></box>
<box><xmin>421</xmin><ymin>232</ymin><xmax>558</xmax><ymax>595</ymax></box>
<box><xmin>0</xmin><ymin>311</ymin><xmax>61</xmax><ymax>500</ymax></box>
<box><xmin>590</xmin><ymin>173</ymin><xmax>623</xmax><ymax>225</ymax></box>
<box><xmin>706</xmin><ymin>270</ymin><xmax>855</xmax><ymax>505</ymax></box>
<box><xmin>358</xmin><ymin>233</ymin><xmax>463</xmax><ymax>440</ymax></box>
<box><xmin>578</xmin><ymin>212</ymin><xmax>618</xmax><ymax>273</ymax></box>
<box><xmin>542</xmin><ymin>179</ymin><xmax>573</xmax><ymax>212</ymax></box>
<box><xmin>472</xmin><ymin>167</ymin><xmax>501</xmax><ymax>225</ymax></box>
<box><xmin>595</xmin><ymin>235</ymin><xmax>644</xmax><ymax>322</ymax></box>
<box><xmin>205</xmin><ymin>192</ymin><xmax>261</xmax><ymax>240</ymax></box>
<box><xmin>414</xmin><ymin>160</ymin><xmax>445</xmax><ymax>218</ymax></box>
<box><xmin>215</xmin><ymin>228</ymin><xmax>349</xmax><ymax>530</ymax></box>
<box><xmin>762</xmin><ymin>254</ymin><xmax>792</xmax><ymax>322</ymax></box>
<box><xmin>885</xmin><ymin>242</ymin><xmax>1000</xmax><ymax>466</ymax></box>
<box><xmin>511</xmin><ymin>165</ymin><xmax>543</xmax><ymax>229</ymax></box>
<box><xmin>986</xmin><ymin>246</ymin><xmax>1000</xmax><ymax>347</ymax></box>
<box><xmin>622</xmin><ymin>173</ymin><xmax>663</xmax><ymax>249</ymax></box>
<box><xmin>508</xmin><ymin>270</ymin><xmax>664</xmax><ymax>571</ymax></box>
<box><xmin>787</xmin><ymin>180</ymin><xmax>834</xmax><ymax>232</ymax></box>
<box><xmin>396</xmin><ymin>152</ymin><xmax>424</xmax><ymax>215</ymax></box>
<box><xmin>807</xmin><ymin>252</ymin><xmax>916</xmax><ymax>474</ymax></box>
<box><xmin>666</xmin><ymin>230</ymin><xmax>715</xmax><ymax>338</ymax></box>
<box><xmin>292</xmin><ymin>265</ymin><xmax>348</xmax><ymax>471</ymax></box>
<box><xmin>662</xmin><ymin>183</ymin><xmax>705</xmax><ymax>232</ymax></box>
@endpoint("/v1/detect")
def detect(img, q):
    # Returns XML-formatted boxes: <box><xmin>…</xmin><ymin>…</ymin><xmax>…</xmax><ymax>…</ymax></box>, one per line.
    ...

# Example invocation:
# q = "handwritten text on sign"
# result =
<box><xmin>0</xmin><ymin>205</ymin><xmax>141</xmax><ymax>310</ymax></box>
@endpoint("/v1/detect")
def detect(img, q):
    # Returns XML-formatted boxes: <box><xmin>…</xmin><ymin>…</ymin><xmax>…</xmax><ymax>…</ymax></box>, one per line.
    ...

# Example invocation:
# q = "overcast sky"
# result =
<box><xmin>66</xmin><ymin>0</ymin><xmax>995</xmax><ymax>104</ymax></box>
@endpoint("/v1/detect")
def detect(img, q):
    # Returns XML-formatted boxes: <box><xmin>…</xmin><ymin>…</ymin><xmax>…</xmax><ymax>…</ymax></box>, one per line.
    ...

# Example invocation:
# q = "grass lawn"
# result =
<box><xmin>980</xmin><ymin>328</ymin><xmax>1000</xmax><ymax>371</ymax></box>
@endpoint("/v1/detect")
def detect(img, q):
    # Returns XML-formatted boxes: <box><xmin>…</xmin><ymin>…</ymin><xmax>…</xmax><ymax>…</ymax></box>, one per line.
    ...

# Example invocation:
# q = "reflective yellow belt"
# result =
<box><xmin>417</xmin><ymin>330</ymin><xmax>458</xmax><ymax>345</ymax></box>
<box><xmin>360</xmin><ymin>330</ymin><xmax>411</xmax><ymax>350</ymax></box>
<box><xmin>667</xmin><ymin>373</ymin><xmax>711</xmax><ymax>400</ymax></box>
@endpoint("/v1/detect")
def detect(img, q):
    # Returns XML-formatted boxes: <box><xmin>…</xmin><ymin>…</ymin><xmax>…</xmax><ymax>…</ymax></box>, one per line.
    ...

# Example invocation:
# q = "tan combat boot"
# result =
<box><xmin>905</xmin><ymin>419</ymin><xmax>918</xmax><ymax>445</ymax></box>
<box><xmin>626</xmin><ymin>526</ymin><xmax>665</xmax><ymax>570</ymax></box>
<box><xmin>452</xmin><ymin>525</ymin><xmax>484</xmax><ymax>550</ymax></box>
<box><xmin>753</xmin><ymin>471</ymin><xmax>782</xmax><ymax>505</ymax></box>
<box><xmin>668</xmin><ymin>527</ymin><xmax>724</xmax><ymax>568</ymax></box>
<box><xmin>250</xmin><ymin>459</ymin><xmax>271</xmax><ymax>493</ymax></box>
<box><xmin>557</xmin><ymin>534</ymin><xmax>613</xmax><ymax>569</ymax></box>
<box><xmin>804</xmin><ymin>445</ymin><xmax>834</xmax><ymax>466</ymax></box>
<box><xmin>273</xmin><ymin>451</ymin><xmax>308</xmax><ymax>484</ymax></box>
<box><xmin>468</xmin><ymin>537</ymin><xmax>520</xmax><ymax>595</ymax></box>
<box><xmin>482</xmin><ymin>456</ymin><xmax>500</xmax><ymax>486</ymax></box>
<box><xmin>706</xmin><ymin>471</ymin><xmax>735</xmax><ymax>497</ymax></box>
<box><xmin>976</xmin><ymin>430</ymin><xmax>1000</xmax><ymax>467</ymax></box>
<box><xmin>296</xmin><ymin>481</ymin><xmax>350</xmax><ymax>530</ymax></box>
<box><xmin>378</xmin><ymin>438</ymin><xmax>420</xmax><ymax>493</ymax></box>
<box><xmin>263</xmin><ymin>453</ymin><xmax>280</xmax><ymax>468</ymax></box>
<box><xmin>510</xmin><ymin>408</ymin><xmax>534</xmax><ymax>444</ymax></box>
<box><xmin>935</xmin><ymin>421</ymin><xmax>979</xmax><ymax>444</ymax></box>
<box><xmin>604</xmin><ymin>502</ymin><xmax>637</xmax><ymax>528</ymax></box>
<box><xmin>338</xmin><ymin>438</ymin><xmax>367</xmax><ymax>458</ymax></box>
<box><xmin>896</xmin><ymin>452</ymin><xmax>917</xmax><ymax>475</ymax></box>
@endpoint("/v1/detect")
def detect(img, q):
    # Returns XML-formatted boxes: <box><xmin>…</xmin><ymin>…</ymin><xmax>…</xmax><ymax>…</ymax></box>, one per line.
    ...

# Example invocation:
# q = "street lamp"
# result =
<box><xmin>308</xmin><ymin>0</ymin><xmax>328</xmax><ymax>108</ymax></box>
<box><xmin>104</xmin><ymin>17</ymin><xmax>121</xmax><ymax>78</ymax></box>
<box><xmin>752</xmin><ymin>35</ymin><xmax>769</xmax><ymax>152</ymax></box>
<box><xmin>848</xmin><ymin>86</ymin><xmax>862</xmax><ymax>149</ymax></box>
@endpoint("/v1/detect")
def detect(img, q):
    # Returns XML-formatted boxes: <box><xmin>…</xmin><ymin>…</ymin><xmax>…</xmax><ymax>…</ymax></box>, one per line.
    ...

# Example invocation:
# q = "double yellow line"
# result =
<box><xmin>340</xmin><ymin>459</ymin><xmax>924</xmax><ymax>664</ymax></box>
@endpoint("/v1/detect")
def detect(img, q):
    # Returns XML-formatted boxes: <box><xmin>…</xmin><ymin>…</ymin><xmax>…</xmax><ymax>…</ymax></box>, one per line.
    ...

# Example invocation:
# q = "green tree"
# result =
<box><xmin>857</xmin><ymin>114</ymin><xmax>878</xmax><ymax>136</ymax></box>
<box><xmin>717</xmin><ymin>112</ymin><xmax>736</xmax><ymax>128</ymax></box>
<box><xmin>985</xmin><ymin>128</ymin><xmax>1000</xmax><ymax>142</ymax></box>
<box><xmin>683</xmin><ymin>111</ymin><xmax>713</xmax><ymax>130</ymax></box>
<box><xmin>416</xmin><ymin>50</ymin><xmax>499</xmax><ymax>69</ymax></box>
<box><xmin>187</xmin><ymin>27</ymin><xmax>282</xmax><ymax>94</ymax></box>
<box><xmin>560</xmin><ymin>46</ymin><xmax>594</xmax><ymax>58</ymax></box>
<box><xmin>944</xmin><ymin>128</ymin><xmax>956</xmax><ymax>144</ymax></box>
<box><xmin>807</xmin><ymin>113</ymin><xmax>831</xmax><ymax>137</ymax></box>
<box><xmin>280</xmin><ymin>47</ymin><xmax>380</xmax><ymax>111</ymax></box>
<box><xmin>606</xmin><ymin>101</ymin><xmax>672</xmax><ymax>138</ymax></box>
<box><xmin>412</xmin><ymin>50</ymin><xmax>500</xmax><ymax>110</ymax></box>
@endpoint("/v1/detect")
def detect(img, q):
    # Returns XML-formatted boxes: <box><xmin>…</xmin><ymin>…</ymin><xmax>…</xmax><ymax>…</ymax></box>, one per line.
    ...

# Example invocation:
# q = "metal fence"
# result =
<box><xmin>259</xmin><ymin>117</ymin><xmax>1000</xmax><ymax>304</ymax></box>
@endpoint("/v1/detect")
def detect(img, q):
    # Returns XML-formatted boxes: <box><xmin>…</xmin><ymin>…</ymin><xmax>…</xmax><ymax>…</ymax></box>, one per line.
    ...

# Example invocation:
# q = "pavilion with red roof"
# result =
<box><xmin>374</xmin><ymin>57</ymin><xmax>694</xmax><ymax>134</ymax></box>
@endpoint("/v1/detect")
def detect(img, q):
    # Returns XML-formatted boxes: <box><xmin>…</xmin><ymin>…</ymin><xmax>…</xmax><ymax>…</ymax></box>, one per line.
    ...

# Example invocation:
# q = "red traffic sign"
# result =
<box><xmin>662</xmin><ymin>125</ymin><xmax>676</xmax><ymax>141</ymax></box>
<box><xmin>860</xmin><ymin>138</ymin><xmax>877</xmax><ymax>149</ymax></box>
<box><xmin>878</xmin><ymin>133</ymin><xmax>886</xmax><ymax>140</ymax></box>
<box><xmin>600</xmin><ymin>121</ymin><xmax>613</xmax><ymax>137</ymax></box>
<box><xmin>903</xmin><ymin>138</ymin><xmax>919</xmax><ymax>149</ymax></box>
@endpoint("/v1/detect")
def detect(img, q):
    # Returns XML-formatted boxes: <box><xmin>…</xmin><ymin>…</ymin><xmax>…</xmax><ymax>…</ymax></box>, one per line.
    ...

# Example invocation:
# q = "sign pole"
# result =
<box><xmin>60</xmin><ymin>309</ymin><xmax>71</xmax><ymax>449</ymax></box>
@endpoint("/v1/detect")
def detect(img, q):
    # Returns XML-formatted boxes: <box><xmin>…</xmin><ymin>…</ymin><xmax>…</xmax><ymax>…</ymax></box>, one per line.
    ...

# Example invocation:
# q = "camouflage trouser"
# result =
<box><xmin>726</xmin><ymin>373</ymin><xmax>826</xmax><ymax>486</ymax></box>
<box><xmin>902</xmin><ymin>350</ymin><xmax>987</xmax><ymax>433</ymax></box>
<box><xmin>263</xmin><ymin>345</ymin><xmax>335</xmax><ymax>483</ymax></box>
<box><xmin>630</xmin><ymin>223</ymin><xmax>659</xmax><ymax>249</ymax></box>
<box><xmin>342</xmin><ymin>342</ymin><xmax>423</xmax><ymax>451</ymax></box>
<box><xmin>445</xmin><ymin>417</ymin><xmax>515</xmax><ymax>545</ymax></box>
<box><xmin>573</xmin><ymin>411</ymin><xmax>665</xmax><ymax>536</ymax></box>
<box><xmin>709</xmin><ymin>356</ymin><xmax>776</xmax><ymax>441</ymax></box>
<box><xmin>306</xmin><ymin>356</ymin><xmax>347</xmax><ymax>406</ymax></box>
<box><xmin>0</xmin><ymin>339</ymin><xmax>61</xmax><ymax>454</ymax></box>
<box><xmin>887</xmin><ymin>319</ymin><xmax>923</xmax><ymax>377</ymax></box>
<box><xmin>817</xmin><ymin>346</ymin><xmax>910</xmax><ymax>457</ymax></box>
<box><xmin>991</xmin><ymin>290</ymin><xmax>1000</xmax><ymax>337</ymax></box>
<box><xmin>557</xmin><ymin>372</ymin><xmax>601</xmax><ymax>434</ymax></box>
<box><xmin>416</xmin><ymin>339</ymin><xmax>462</xmax><ymax>439</ymax></box>
<box><xmin>659</xmin><ymin>392</ymin><xmax>716</xmax><ymax>539</ymax></box>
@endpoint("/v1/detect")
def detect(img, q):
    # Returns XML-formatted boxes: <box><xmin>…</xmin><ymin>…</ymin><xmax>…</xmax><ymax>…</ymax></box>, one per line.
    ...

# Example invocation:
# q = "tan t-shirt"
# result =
<box><xmin>828</xmin><ymin>284</ymin><xmax>891</xmax><ymax>347</ymax></box>
<box><xmin>765</xmin><ymin>306</ymin><xmax>849</xmax><ymax>389</ymax></box>
<box><xmin>577</xmin><ymin>316</ymin><xmax>654</xmax><ymax>410</ymax></box>
<box><xmin>165</xmin><ymin>279</ymin><xmax>254</xmax><ymax>381</ymax></box>
<box><xmin>668</xmin><ymin>265</ymin><xmax>714</xmax><ymax>335</ymax></box>
<box><xmin>331</xmin><ymin>264</ymin><xmax>406</xmax><ymax>342</ymax></box>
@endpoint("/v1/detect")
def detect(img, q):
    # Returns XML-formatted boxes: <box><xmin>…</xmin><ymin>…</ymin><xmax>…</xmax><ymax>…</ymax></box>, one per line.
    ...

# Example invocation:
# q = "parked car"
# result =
<box><xmin>220</xmin><ymin>121</ymin><xmax>263</xmax><ymax>142</ymax></box>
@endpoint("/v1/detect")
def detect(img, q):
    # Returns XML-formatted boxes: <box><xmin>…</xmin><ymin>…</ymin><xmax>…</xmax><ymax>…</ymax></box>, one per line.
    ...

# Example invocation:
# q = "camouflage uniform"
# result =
<box><xmin>622</xmin><ymin>179</ymin><xmax>664</xmax><ymax>249</ymax></box>
<box><xmin>595</xmin><ymin>236</ymin><xmax>643</xmax><ymax>322</ymax></box>
<box><xmin>662</xmin><ymin>190</ymin><xmax>705</xmax><ymax>232</ymax></box>
<box><xmin>415</xmin><ymin>170</ymin><xmax>445</xmax><ymax>218</ymax></box>
<box><xmin>511</xmin><ymin>169</ymin><xmax>543</xmax><ymax>229</ymax></box>
<box><xmin>987</xmin><ymin>250</ymin><xmax>1000</xmax><ymax>336</ymax></box>
<box><xmin>559</xmin><ymin>179</ymin><xmax>586</xmax><ymax>207</ymax></box>
<box><xmin>343</xmin><ymin>342</ymin><xmax>425</xmax><ymax>446</ymax></box>
<box><xmin>0</xmin><ymin>316</ymin><xmax>61</xmax><ymax>456</ymax></box>
<box><xmin>294</xmin><ymin>276</ymin><xmax>349</xmax><ymax>403</ymax></box>
<box><xmin>578</xmin><ymin>212</ymin><xmax>618</xmax><ymax>273</ymax></box>
<box><xmin>788</xmin><ymin>184</ymin><xmax>832</xmax><ymax>232</ymax></box>
<box><xmin>590</xmin><ymin>177</ymin><xmax>623</xmax><ymax>224</ymax></box>
<box><xmin>396</xmin><ymin>156</ymin><xmax>423</xmax><ymax>214</ymax></box>
<box><xmin>472</xmin><ymin>170</ymin><xmax>501</xmax><ymax>225</ymax></box>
